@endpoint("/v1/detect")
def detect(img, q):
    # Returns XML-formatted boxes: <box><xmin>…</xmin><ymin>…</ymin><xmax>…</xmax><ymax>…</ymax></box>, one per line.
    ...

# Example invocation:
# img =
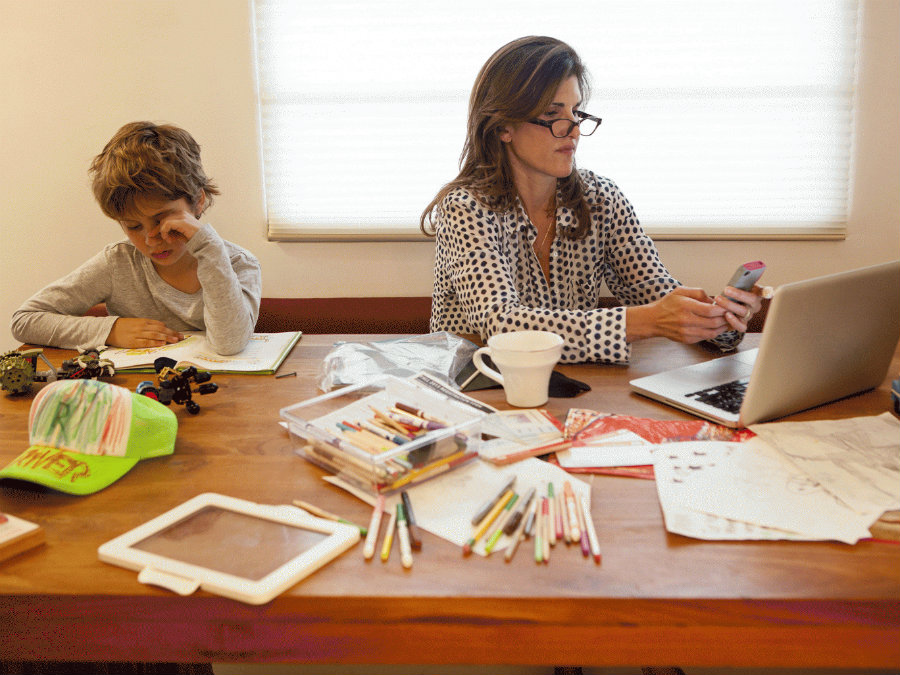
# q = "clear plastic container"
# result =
<box><xmin>280</xmin><ymin>375</ymin><xmax>482</xmax><ymax>495</ymax></box>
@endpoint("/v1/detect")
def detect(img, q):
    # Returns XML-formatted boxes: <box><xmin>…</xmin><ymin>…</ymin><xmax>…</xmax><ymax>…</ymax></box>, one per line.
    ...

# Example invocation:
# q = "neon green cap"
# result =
<box><xmin>0</xmin><ymin>379</ymin><xmax>177</xmax><ymax>495</ymax></box>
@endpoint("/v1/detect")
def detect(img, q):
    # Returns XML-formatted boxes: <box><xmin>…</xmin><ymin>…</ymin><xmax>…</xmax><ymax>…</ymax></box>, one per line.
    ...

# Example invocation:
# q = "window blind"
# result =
<box><xmin>253</xmin><ymin>0</ymin><xmax>859</xmax><ymax>241</ymax></box>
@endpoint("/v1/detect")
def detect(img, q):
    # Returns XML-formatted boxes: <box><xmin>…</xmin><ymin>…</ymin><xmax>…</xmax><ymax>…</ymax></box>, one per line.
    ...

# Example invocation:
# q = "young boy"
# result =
<box><xmin>10</xmin><ymin>121</ymin><xmax>261</xmax><ymax>355</ymax></box>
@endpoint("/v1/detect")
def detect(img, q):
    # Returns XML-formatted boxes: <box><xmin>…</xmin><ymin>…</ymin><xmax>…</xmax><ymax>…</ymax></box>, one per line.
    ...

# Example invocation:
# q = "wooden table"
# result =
<box><xmin>1</xmin><ymin>334</ymin><xmax>898</xmax><ymax>669</ymax></box>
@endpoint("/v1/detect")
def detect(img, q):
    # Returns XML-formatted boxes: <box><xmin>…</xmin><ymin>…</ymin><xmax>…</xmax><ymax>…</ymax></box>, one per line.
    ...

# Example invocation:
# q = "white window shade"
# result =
<box><xmin>253</xmin><ymin>0</ymin><xmax>859</xmax><ymax>241</ymax></box>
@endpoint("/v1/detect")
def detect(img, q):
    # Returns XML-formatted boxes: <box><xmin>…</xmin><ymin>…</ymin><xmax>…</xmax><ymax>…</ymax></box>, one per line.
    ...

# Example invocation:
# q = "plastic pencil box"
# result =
<box><xmin>280</xmin><ymin>375</ymin><xmax>482</xmax><ymax>495</ymax></box>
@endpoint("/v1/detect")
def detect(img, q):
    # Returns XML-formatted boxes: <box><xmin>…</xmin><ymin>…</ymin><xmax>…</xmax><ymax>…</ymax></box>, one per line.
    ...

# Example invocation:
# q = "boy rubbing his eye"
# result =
<box><xmin>11</xmin><ymin>121</ymin><xmax>261</xmax><ymax>354</ymax></box>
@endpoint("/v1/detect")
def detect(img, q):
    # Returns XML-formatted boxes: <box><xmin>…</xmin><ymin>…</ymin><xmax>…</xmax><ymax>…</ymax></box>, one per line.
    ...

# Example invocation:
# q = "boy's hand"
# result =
<box><xmin>158</xmin><ymin>209</ymin><xmax>203</xmax><ymax>243</ymax></box>
<box><xmin>107</xmin><ymin>318</ymin><xmax>184</xmax><ymax>348</ymax></box>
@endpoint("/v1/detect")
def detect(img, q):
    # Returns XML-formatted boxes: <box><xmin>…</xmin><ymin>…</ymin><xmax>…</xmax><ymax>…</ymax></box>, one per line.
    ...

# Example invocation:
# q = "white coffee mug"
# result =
<box><xmin>472</xmin><ymin>331</ymin><xmax>564</xmax><ymax>407</ymax></box>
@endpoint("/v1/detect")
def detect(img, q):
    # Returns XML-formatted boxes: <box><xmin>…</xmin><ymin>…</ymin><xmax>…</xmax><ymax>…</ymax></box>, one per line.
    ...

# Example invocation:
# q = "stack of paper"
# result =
<box><xmin>478</xmin><ymin>409</ymin><xmax>567</xmax><ymax>465</ymax></box>
<box><xmin>653</xmin><ymin>413</ymin><xmax>900</xmax><ymax>543</ymax></box>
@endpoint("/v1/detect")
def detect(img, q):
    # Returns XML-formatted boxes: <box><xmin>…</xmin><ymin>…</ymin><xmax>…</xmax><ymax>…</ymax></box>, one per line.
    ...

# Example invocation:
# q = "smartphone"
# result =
<box><xmin>723</xmin><ymin>260</ymin><xmax>766</xmax><ymax>301</ymax></box>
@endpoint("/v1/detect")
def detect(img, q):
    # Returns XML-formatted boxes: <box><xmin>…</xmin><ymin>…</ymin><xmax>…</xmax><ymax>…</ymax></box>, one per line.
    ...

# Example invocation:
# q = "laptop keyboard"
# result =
<box><xmin>685</xmin><ymin>378</ymin><xmax>749</xmax><ymax>414</ymax></box>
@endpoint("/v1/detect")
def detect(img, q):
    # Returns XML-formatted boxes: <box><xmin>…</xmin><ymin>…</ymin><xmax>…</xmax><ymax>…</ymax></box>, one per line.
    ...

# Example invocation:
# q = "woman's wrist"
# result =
<box><xmin>625</xmin><ymin>304</ymin><xmax>657</xmax><ymax>343</ymax></box>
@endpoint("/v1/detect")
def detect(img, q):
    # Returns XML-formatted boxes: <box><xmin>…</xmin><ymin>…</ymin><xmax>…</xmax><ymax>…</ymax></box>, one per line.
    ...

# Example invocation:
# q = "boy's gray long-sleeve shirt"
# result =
<box><xmin>10</xmin><ymin>224</ymin><xmax>261</xmax><ymax>355</ymax></box>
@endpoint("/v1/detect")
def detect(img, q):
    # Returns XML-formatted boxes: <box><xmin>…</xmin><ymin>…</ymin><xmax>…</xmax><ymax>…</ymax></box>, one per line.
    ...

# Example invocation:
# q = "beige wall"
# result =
<box><xmin>2</xmin><ymin>0</ymin><xmax>898</xmax><ymax>345</ymax></box>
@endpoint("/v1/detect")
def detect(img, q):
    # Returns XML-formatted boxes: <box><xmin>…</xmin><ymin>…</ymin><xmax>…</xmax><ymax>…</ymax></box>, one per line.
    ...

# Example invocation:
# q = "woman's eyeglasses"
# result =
<box><xmin>528</xmin><ymin>111</ymin><xmax>602</xmax><ymax>138</ymax></box>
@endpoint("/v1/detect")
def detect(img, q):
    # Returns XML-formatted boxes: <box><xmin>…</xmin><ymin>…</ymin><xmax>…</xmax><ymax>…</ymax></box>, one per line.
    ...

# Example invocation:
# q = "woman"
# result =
<box><xmin>421</xmin><ymin>36</ymin><xmax>762</xmax><ymax>364</ymax></box>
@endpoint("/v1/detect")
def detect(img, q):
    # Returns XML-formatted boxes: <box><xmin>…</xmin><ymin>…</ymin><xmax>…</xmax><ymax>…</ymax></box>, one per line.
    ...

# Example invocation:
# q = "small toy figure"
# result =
<box><xmin>0</xmin><ymin>349</ymin><xmax>56</xmax><ymax>395</ymax></box>
<box><xmin>0</xmin><ymin>347</ymin><xmax>116</xmax><ymax>396</ymax></box>
<box><xmin>59</xmin><ymin>349</ymin><xmax>115</xmax><ymax>381</ymax></box>
<box><xmin>136</xmin><ymin>357</ymin><xmax>218</xmax><ymax>415</ymax></box>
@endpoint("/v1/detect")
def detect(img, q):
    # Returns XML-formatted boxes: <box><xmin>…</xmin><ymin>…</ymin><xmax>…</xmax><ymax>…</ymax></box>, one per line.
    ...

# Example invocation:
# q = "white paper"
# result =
<box><xmin>748</xmin><ymin>412</ymin><xmax>900</xmax><ymax>517</ymax></box>
<box><xmin>653</xmin><ymin>441</ymin><xmax>875</xmax><ymax>544</ymax></box>
<box><xmin>325</xmin><ymin>457</ymin><xmax>590</xmax><ymax>556</ymax></box>
<box><xmin>556</xmin><ymin>429</ymin><xmax>654</xmax><ymax>467</ymax></box>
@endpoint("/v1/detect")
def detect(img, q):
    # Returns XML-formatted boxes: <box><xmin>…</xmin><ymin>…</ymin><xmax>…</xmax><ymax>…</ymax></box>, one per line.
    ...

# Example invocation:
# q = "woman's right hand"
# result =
<box><xmin>106</xmin><ymin>318</ymin><xmax>184</xmax><ymax>348</ymax></box>
<box><xmin>625</xmin><ymin>287</ymin><xmax>730</xmax><ymax>344</ymax></box>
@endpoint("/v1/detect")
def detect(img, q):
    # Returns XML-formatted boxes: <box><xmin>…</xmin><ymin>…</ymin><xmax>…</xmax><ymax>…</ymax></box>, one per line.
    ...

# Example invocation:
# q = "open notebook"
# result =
<box><xmin>629</xmin><ymin>260</ymin><xmax>900</xmax><ymax>428</ymax></box>
<box><xmin>100</xmin><ymin>331</ymin><xmax>302</xmax><ymax>374</ymax></box>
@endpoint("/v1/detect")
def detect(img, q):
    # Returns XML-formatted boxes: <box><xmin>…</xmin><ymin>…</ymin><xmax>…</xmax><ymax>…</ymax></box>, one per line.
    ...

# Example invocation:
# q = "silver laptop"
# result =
<box><xmin>629</xmin><ymin>260</ymin><xmax>900</xmax><ymax>428</ymax></box>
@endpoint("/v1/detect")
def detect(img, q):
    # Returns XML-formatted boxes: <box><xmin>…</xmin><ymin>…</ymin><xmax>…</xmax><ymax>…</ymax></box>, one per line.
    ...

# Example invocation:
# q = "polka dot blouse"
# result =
<box><xmin>430</xmin><ymin>169</ymin><xmax>741</xmax><ymax>364</ymax></box>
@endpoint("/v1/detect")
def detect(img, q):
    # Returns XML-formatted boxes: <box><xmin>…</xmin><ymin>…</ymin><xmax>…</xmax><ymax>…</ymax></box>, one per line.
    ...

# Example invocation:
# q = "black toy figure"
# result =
<box><xmin>136</xmin><ymin>357</ymin><xmax>218</xmax><ymax>415</ymax></box>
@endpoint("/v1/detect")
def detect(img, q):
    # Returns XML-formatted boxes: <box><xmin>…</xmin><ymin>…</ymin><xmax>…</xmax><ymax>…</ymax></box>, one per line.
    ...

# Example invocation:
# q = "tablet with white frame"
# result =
<box><xmin>98</xmin><ymin>493</ymin><xmax>359</xmax><ymax>605</ymax></box>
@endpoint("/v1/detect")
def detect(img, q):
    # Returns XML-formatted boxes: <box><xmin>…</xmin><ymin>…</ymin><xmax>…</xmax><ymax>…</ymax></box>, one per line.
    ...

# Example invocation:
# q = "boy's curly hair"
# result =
<box><xmin>89</xmin><ymin>121</ymin><xmax>220</xmax><ymax>219</ymax></box>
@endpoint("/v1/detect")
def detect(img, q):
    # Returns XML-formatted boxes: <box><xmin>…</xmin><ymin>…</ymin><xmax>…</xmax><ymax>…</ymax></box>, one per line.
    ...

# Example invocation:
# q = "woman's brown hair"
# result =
<box><xmin>420</xmin><ymin>36</ymin><xmax>592</xmax><ymax>237</ymax></box>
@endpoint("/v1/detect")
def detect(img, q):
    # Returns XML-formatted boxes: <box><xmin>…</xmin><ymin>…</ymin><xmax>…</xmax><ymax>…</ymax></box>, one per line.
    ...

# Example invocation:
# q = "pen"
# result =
<box><xmin>581</xmin><ymin>495</ymin><xmax>602</xmax><ymax>564</ymax></box>
<box><xmin>380</xmin><ymin>508</ymin><xmax>397</xmax><ymax>562</ymax></box>
<box><xmin>400</xmin><ymin>491</ymin><xmax>422</xmax><ymax>550</ymax></box>
<box><xmin>363</xmin><ymin>494</ymin><xmax>385</xmax><ymax>560</ymax></box>
<box><xmin>463</xmin><ymin>488</ymin><xmax>515</xmax><ymax>556</ymax></box>
<box><xmin>292</xmin><ymin>500</ymin><xmax>368</xmax><ymax>536</ymax></box>
<box><xmin>534</xmin><ymin>498</ymin><xmax>544</xmax><ymax>564</ymax></box>
<box><xmin>484</xmin><ymin>492</ymin><xmax>519</xmax><ymax>555</ymax></box>
<box><xmin>505</xmin><ymin>499</ymin><xmax>536</xmax><ymax>563</ymax></box>
<box><xmin>396</xmin><ymin>503</ymin><xmax>413</xmax><ymax>569</ymax></box>
<box><xmin>471</xmin><ymin>475</ymin><xmax>516</xmax><ymax>525</ymax></box>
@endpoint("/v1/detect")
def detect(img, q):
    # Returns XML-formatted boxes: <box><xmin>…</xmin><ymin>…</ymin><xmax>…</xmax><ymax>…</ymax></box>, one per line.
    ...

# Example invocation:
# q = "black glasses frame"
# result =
<box><xmin>528</xmin><ymin>111</ymin><xmax>602</xmax><ymax>138</ymax></box>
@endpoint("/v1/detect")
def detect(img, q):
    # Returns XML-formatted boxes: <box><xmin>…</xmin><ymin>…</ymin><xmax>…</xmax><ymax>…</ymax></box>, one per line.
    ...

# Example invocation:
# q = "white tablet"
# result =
<box><xmin>98</xmin><ymin>493</ymin><xmax>359</xmax><ymax>605</ymax></box>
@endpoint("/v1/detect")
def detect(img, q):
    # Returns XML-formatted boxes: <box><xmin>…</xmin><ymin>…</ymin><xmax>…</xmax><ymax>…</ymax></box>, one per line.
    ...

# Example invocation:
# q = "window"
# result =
<box><xmin>253</xmin><ymin>0</ymin><xmax>859</xmax><ymax>241</ymax></box>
